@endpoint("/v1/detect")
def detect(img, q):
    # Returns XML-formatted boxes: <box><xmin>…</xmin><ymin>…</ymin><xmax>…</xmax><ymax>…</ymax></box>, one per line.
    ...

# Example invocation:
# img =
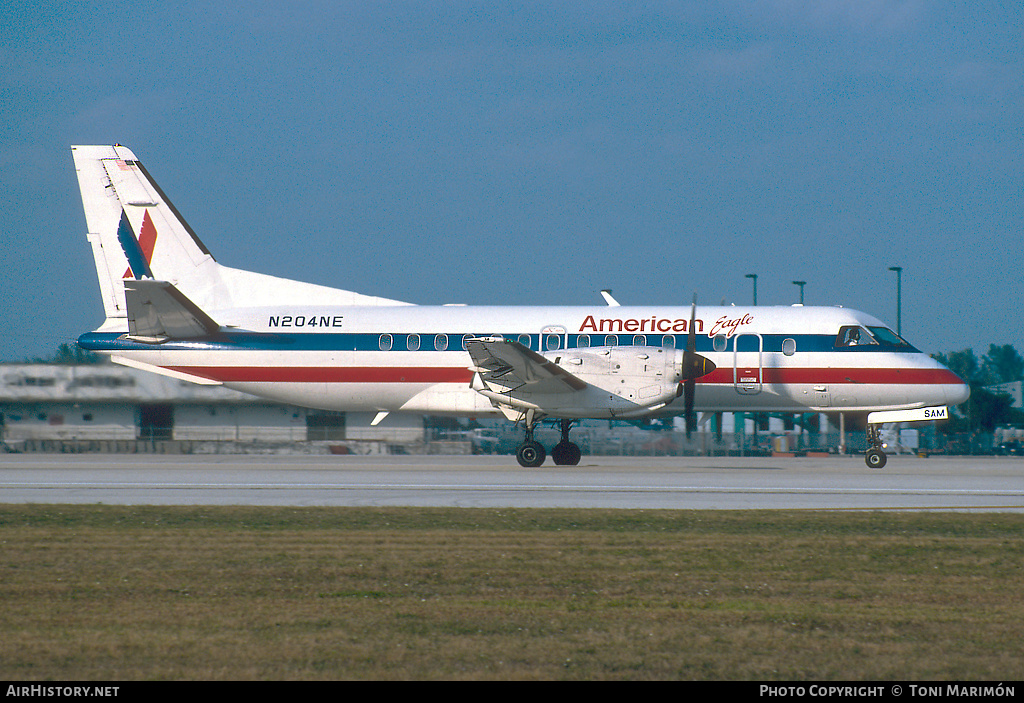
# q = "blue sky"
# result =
<box><xmin>2</xmin><ymin>1</ymin><xmax>1021</xmax><ymax>361</ymax></box>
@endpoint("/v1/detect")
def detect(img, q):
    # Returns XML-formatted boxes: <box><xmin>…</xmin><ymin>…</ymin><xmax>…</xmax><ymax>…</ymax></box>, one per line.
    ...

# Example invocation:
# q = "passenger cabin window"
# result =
<box><xmin>633</xmin><ymin>335</ymin><xmax>646</xmax><ymax>346</ymax></box>
<box><xmin>517</xmin><ymin>333</ymin><xmax>532</xmax><ymax>348</ymax></box>
<box><xmin>713</xmin><ymin>334</ymin><xmax>728</xmax><ymax>353</ymax></box>
<box><xmin>605</xmin><ymin>334</ymin><xmax>618</xmax><ymax>347</ymax></box>
<box><xmin>577</xmin><ymin>334</ymin><xmax>591</xmax><ymax>348</ymax></box>
<box><xmin>435</xmin><ymin>334</ymin><xmax>448</xmax><ymax>351</ymax></box>
<box><xmin>407</xmin><ymin>334</ymin><xmax>420</xmax><ymax>351</ymax></box>
<box><xmin>662</xmin><ymin>335</ymin><xmax>675</xmax><ymax>349</ymax></box>
<box><xmin>545</xmin><ymin>334</ymin><xmax>561</xmax><ymax>351</ymax></box>
<box><xmin>782</xmin><ymin>338</ymin><xmax>797</xmax><ymax>356</ymax></box>
<box><xmin>379</xmin><ymin>334</ymin><xmax>393</xmax><ymax>351</ymax></box>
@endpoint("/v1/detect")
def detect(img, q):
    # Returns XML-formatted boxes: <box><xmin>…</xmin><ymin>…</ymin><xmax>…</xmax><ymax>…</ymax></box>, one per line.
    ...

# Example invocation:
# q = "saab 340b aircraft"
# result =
<box><xmin>72</xmin><ymin>145</ymin><xmax>968</xmax><ymax>468</ymax></box>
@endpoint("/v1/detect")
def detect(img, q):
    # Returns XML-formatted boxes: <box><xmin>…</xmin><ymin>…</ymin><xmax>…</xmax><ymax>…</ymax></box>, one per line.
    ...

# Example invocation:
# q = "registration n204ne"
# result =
<box><xmin>267</xmin><ymin>315</ymin><xmax>343</xmax><ymax>328</ymax></box>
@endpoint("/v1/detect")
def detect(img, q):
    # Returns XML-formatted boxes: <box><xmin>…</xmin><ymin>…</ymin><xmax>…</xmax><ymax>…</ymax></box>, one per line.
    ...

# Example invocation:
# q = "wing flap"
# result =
<box><xmin>466</xmin><ymin>337</ymin><xmax>587</xmax><ymax>394</ymax></box>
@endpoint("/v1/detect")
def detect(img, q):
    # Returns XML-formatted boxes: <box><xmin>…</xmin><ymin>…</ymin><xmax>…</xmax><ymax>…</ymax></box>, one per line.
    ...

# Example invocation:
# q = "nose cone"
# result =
<box><xmin>945</xmin><ymin>377</ymin><xmax>971</xmax><ymax>406</ymax></box>
<box><xmin>930</xmin><ymin>356</ymin><xmax>970</xmax><ymax>405</ymax></box>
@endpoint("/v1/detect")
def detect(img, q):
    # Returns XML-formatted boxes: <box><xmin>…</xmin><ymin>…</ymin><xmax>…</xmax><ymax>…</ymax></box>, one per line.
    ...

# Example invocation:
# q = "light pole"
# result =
<box><xmin>792</xmin><ymin>280</ymin><xmax>806</xmax><ymax>305</ymax></box>
<box><xmin>888</xmin><ymin>266</ymin><xmax>902</xmax><ymax>336</ymax></box>
<box><xmin>745</xmin><ymin>274</ymin><xmax>758</xmax><ymax>306</ymax></box>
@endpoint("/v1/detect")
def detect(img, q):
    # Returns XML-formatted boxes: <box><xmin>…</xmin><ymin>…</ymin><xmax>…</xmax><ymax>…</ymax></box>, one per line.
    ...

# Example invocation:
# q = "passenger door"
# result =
<box><xmin>732</xmin><ymin>333</ymin><xmax>763</xmax><ymax>395</ymax></box>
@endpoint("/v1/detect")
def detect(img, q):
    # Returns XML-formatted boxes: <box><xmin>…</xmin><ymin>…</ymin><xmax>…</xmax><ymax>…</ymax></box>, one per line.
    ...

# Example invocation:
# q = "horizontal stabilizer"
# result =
<box><xmin>110</xmin><ymin>355</ymin><xmax>223</xmax><ymax>385</ymax></box>
<box><xmin>124</xmin><ymin>280</ymin><xmax>220</xmax><ymax>342</ymax></box>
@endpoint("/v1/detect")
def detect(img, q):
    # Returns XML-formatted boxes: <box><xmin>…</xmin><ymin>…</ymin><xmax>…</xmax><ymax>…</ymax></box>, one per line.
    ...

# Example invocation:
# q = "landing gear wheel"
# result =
<box><xmin>551</xmin><ymin>441</ymin><xmax>582</xmax><ymax>466</ymax></box>
<box><xmin>549</xmin><ymin>419</ymin><xmax>582</xmax><ymax>466</ymax></box>
<box><xmin>864</xmin><ymin>424</ymin><xmax>887</xmax><ymax>469</ymax></box>
<box><xmin>865</xmin><ymin>448</ymin><xmax>887</xmax><ymax>469</ymax></box>
<box><xmin>516</xmin><ymin>441</ymin><xmax>546</xmax><ymax>468</ymax></box>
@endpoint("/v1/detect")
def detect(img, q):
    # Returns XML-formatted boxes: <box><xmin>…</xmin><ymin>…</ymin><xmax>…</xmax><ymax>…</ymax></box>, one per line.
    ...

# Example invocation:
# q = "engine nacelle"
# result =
<box><xmin>539</xmin><ymin>345</ymin><xmax>685</xmax><ymax>410</ymax></box>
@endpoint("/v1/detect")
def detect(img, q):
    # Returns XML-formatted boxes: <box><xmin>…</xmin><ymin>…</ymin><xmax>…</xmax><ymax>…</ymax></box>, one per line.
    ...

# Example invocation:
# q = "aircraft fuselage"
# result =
<box><xmin>79</xmin><ymin>303</ymin><xmax>967</xmax><ymax>418</ymax></box>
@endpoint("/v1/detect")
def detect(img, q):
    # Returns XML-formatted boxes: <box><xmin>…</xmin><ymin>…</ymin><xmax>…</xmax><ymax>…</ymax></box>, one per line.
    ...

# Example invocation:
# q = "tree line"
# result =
<box><xmin>932</xmin><ymin>344</ymin><xmax>1024</xmax><ymax>433</ymax></box>
<box><xmin>27</xmin><ymin>343</ymin><xmax>104</xmax><ymax>365</ymax></box>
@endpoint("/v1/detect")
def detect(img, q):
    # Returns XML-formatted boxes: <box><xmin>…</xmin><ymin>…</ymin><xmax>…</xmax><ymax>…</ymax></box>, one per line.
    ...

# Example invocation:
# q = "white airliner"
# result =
<box><xmin>72</xmin><ymin>145</ymin><xmax>969</xmax><ymax>468</ymax></box>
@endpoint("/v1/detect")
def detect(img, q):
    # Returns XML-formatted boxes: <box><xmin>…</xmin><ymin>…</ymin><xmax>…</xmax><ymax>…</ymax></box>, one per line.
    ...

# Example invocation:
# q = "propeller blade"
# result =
<box><xmin>684</xmin><ymin>376</ymin><xmax>695</xmax><ymax>438</ymax></box>
<box><xmin>676</xmin><ymin>295</ymin><xmax>718</xmax><ymax>437</ymax></box>
<box><xmin>684</xmin><ymin>296</ymin><xmax>697</xmax><ymax>438</ymax></box>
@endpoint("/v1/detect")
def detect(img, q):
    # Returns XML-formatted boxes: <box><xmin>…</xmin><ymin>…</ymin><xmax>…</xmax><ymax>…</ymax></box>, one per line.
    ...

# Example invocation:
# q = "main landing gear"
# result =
<box><xmin>516</xmin><ymin>419</ymin><xmax>581</xmax><ymax>467</ymax></box>
<box><xmin>551</xmin><ymin>419</ymin><xmax>582</xmax><ymax>466</ymax></box>
<box><xmin>865</xmin><ymin>423</ymin><xmax>887</xmax><ymax>469</ymax></box>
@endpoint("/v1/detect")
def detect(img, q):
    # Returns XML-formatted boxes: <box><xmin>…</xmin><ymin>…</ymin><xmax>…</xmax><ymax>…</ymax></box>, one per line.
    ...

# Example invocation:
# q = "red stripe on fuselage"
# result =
<box><xmin>163</xmin><ymin>365</ymin><xmax>962</xmax><ymax>386</ymax></box>
<box><xmin>165</xmin><ymin>366</ymin><xmax>475</xmax><ymax>384</ymax></box>
<box><xmin>699</xmin><ymin>367</ymin><xmax>963</xmax><ymax>385</ymax></box>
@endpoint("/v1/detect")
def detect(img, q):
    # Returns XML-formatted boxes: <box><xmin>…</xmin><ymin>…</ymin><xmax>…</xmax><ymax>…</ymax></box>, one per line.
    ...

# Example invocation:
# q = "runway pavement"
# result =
<box><xmin>1</xmin><ymin>453</ymin><xmax>1022</xmax><ymax>511</ymax></box>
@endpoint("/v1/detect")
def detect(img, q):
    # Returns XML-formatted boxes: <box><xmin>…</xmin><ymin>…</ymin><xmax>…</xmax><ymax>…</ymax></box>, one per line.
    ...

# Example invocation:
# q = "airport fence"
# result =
<box><xmin>467</xmin><ymin>425</ymin><xmax>1016</xmax><ymax>458</ymax></box>
<box><xmin>2</xmin><ymin>430</ymin><xmax>1016</xmax><ymax>457</ymax></box>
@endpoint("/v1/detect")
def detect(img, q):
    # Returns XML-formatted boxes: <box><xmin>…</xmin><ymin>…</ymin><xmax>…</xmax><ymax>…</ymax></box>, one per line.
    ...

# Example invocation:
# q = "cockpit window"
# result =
<box><xmin>866</xmin><ymin>326</ymin><xmax>910</xmax><ymax>347</ymax></box>
<box><xmin>835</xmin><ymin>325</ymin><xmax>912</xmax><ymax>348</ymax></box>
<box><xmin>835</xmin><ymin>325</ymin><xmax>876</xmax><ymax>347</ymax></box>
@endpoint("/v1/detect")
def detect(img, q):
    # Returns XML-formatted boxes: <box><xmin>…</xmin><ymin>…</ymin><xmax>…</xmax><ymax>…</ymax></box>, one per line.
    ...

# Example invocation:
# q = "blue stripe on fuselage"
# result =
<box><xmin>76</xmin><ymin>331</ymin><xmax>919</xmax><ymax>355</ymax></box>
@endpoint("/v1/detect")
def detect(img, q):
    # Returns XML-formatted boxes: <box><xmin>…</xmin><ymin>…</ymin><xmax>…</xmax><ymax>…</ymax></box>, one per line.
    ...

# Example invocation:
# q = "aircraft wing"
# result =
<box><xmin>124</xmin><ymin>279</ymin><xmax>221</xmax><ymax>342</ymax></box>
<box><xmin>466</xmin><ymin>337</ymin><xmax>588</xmax><ymax>395</ymax></box>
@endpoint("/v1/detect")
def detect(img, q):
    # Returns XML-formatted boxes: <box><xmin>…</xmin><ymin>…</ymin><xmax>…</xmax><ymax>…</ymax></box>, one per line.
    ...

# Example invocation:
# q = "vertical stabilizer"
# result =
<box><xmin>72</xmin><ymin>145</ymin><xmax>218</xmax><ymax>323</ymax></box>
<box><xmin>73</xmin><ymin>145</ymin><xmax>412</xmax><ymax>328</ymax></box>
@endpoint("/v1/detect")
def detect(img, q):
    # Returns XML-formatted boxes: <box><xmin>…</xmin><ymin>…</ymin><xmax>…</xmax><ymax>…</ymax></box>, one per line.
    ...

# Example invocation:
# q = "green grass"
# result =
<box><xmin>1</xmin><ymin>505</ymin><xmax>1022</xmax><ymax>680</ymax></box>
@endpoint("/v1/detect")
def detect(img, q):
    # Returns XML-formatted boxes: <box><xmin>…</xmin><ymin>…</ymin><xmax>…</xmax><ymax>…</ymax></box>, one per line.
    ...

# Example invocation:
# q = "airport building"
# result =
<box><xmin>0</xmin><ymin>363</ymin><xmax>424</xmax><ymax>453</ymax></box>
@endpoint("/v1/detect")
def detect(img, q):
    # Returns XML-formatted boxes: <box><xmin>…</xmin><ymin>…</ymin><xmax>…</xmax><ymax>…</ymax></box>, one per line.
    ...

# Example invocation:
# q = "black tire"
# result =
<box><xmin>516</xmin><ymin>441</ymin><xmax>546</xmax><ymax>467</ymax></box>
<box><xmin>865</xmin><ymin>448</ymin><xmax>887</xmax><ymax>469</ymax></box>
<box><xmin>551</xmin><ymin>441</ymin><xmax>582</xmax><ymax>466</ymax></box>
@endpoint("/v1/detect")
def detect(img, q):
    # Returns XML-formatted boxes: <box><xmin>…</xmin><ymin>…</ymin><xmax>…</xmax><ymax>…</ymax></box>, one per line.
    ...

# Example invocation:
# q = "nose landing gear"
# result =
<box><xmin>865</xmin><ymin>424</ymin><xmax>887</xmax><ymax>469</ymax></box>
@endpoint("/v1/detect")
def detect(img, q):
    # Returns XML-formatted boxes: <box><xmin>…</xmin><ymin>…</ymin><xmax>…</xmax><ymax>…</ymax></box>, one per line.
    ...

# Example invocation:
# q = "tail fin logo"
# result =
<box><xmin>118</xmin><ymin>210</ymin><xmax>158</xmax><ymax>279</ymax></box>
<box><xmin>117</xmin><ymin>210</ymin><xmax>157</xmax><ymax>279</ymax></box>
